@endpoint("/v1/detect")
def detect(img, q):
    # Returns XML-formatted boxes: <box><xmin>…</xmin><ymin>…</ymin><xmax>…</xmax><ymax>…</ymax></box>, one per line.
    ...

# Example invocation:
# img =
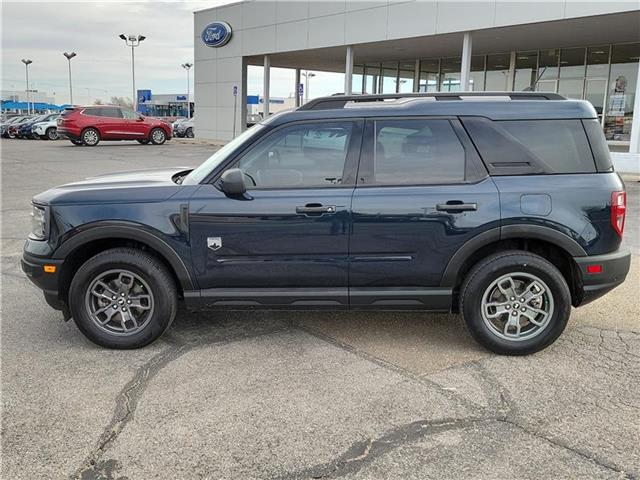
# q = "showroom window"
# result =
<box><xmin>604</xmin><ymin>43</ymin><xmax>639</xmax><ymax>142</ymax></box>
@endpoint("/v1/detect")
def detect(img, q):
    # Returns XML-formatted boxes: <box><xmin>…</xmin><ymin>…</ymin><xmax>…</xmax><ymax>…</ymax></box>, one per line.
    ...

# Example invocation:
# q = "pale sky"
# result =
<box><xmin>1</xmin><ymin>0</ymin><xmax>344</xmax><ymax>105</ymax></box>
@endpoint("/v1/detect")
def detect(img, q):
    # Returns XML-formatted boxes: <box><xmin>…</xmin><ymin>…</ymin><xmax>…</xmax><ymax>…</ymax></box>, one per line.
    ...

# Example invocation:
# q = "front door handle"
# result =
<box><xmin>436</xmin><ymin>201</ymin><xmax>478</xmax><ymax>212</ymax></box>
<box><xmin>296</xmin><ymin>203</ymin><xmax>337</xmax><ymax>216</ymax></box>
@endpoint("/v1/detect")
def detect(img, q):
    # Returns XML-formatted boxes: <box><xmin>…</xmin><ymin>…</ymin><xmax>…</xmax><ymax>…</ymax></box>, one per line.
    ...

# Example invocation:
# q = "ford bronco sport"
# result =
<box><xmin>22</xmin><ymin>92</ymin><xmax>631</xmax><ymax>354</ymax></box>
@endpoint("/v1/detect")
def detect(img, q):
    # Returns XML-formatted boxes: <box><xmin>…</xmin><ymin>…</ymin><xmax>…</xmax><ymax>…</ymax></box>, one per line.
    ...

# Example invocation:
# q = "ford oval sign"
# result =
<box><xmin>201</xmin><ymin>22</ymin><xmax>232</xmax><ymax>48</ymax></box>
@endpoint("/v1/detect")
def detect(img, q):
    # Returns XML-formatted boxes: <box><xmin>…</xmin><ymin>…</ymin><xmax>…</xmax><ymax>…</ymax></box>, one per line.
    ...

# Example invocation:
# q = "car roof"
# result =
<box><xmin>265</xmin><ymin>92</ymin><xmax>597</xmax><ymax>126</ymax></box>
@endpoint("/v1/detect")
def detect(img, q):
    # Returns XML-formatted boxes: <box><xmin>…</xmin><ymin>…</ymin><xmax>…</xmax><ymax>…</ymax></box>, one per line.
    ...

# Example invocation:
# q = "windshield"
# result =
<box><xmin>182</xmin><ymin>124</ymin><xmax>265</xmax><ymax>185</ymax></box>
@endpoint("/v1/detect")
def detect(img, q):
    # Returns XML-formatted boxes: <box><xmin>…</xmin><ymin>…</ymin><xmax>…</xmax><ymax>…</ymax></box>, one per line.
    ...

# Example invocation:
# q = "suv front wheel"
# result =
<box><xmin>150</xmin><ymin>128</ymin><xmax>167</xmax><ymax>145</ymax></box>
<box><xmin>460</xmin><ymin>250</ymin><xmax>571</xmax><ymax>355</ymax></box>
<box><xmin>69</xmin><ymin>248</ymin><xmax>178</xmax><ymax>349</ymax></box>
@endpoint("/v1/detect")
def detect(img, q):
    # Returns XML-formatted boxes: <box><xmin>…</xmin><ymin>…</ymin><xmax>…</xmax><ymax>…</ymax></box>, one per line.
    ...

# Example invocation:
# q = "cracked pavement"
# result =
<box><xmin>1</xmin><ymin>139</ymin><xmax>639</xmax><ymax>479</ymax></box>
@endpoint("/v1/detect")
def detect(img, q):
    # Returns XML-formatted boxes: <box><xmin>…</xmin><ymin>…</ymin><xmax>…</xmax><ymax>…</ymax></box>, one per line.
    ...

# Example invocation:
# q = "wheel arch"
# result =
<box><xmin>54</xmin><ymin>224</ymin><xmax>195</xmax><ymax>302</ymax></box>
<box><xmin>442</xmin><ymin>225</ymin><xmax>585</xmax><ymax>310</ymax></box>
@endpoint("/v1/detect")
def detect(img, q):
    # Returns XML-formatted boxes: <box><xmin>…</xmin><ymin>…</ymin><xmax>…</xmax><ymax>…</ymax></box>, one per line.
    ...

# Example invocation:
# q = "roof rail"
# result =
<box><xmin>298</xmin><ymin>91</ymin><xmax>566</xmax><ymax>111</ymax></box>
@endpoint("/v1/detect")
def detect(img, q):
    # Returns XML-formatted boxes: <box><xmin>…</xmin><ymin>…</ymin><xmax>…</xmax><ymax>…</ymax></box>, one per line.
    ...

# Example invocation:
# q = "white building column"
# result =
<box><xmin>413</xmin><ymin>59</ymin><xmax>420</xmax><ymax>93</ymax></box>
<box><xmin>460</xmin><ymin>32</ymin><xmax>473</xmax><ymax>92</ymax></box>
<box><xmin>294</xmin><ymin>68</ymin><xmax>301</xmax><ymax>107</ymax></box>
<box><xmin>263</xmin><ymin>55</ymin><xmax>270</xmax><ymax>117</ymax></box>
<box><xmin>345</xmin><ymin>45</ymin><xmax>354</xmax><ymax>95</ymax></box>
<box><xmin>629</xmin><ymin>58</ymin><xmax>640</xmax><ymax>154</ymax></box>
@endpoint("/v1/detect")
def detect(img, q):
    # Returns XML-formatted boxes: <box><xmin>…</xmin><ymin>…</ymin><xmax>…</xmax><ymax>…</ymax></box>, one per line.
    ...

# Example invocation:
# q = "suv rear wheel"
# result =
<box><xmin>69</xmin><ymin>248</ymin><xmax>178</xmax><ymax>349</ymax></box>
<box><xmin>81</xmin><ymin>128</ymin><xmax>100</xmax><ymax>146</ymax></box>
<box><xmin>150</xmin><ymin>128</ymin><xmax>167</xmax><ymax>145</ymax></box>
<box><xmin>460</xmin><ymin>250</ymin><xmax>571</xmax><ymax>355</ymax></box>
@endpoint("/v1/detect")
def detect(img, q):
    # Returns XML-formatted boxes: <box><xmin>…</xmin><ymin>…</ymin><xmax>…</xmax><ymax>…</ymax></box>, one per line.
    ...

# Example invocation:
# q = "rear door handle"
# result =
<box><xmin>436</xmin><ymin>201</ymin><xmax>478</xmax><ymax>212</ymax></box>
<box><xmin>296</xmin><ymin>204</ymin><xmax>337</xmax><ymax>216</ymax></box>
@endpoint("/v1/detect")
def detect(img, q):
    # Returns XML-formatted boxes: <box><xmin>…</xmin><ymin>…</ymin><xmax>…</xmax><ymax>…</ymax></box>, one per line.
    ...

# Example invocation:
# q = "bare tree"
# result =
<box><xmin>93</xmin><ymin>99</ymin><xmax>104</xmax><ymax>105</ymax></box>
<box><xmin>109</xmin><ymin>96</ymin><xmax>133</xmax><ymax>109</ymax></box>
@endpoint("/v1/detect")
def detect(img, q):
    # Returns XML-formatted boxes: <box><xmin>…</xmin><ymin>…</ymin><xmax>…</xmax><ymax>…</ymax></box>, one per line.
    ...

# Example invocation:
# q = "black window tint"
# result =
<box><xmin>372</xmin><ymin>119</ymin><xmax>466</xmax><ymax>185</ymax></box>
<box><xmin>582</xmin><ymin>119</ymin><xmax>613</xmax><ymax>172</ymax></box>
<box><xmin>102</xmin><ymin>107</ymin><xmax>123</xmax><ymax>118</ymax></box>
<box><xmin>498</xmin><ymin>120</ymin><xmax>595</xmax><ymax>173</ymax></box>
<box><xmin>82</xmin><ymin>107</ymin><xmax>100</xmax><ymax>117</ymax></box>
<box><xmin>462</xmin><ymin>117</ymin><xmax>596</xmax><ymax>175</ymax></box>
<box><xmin>234</xmin><ymin>122</ymin><xmax>353</xmax><ymax>189</ymax></box>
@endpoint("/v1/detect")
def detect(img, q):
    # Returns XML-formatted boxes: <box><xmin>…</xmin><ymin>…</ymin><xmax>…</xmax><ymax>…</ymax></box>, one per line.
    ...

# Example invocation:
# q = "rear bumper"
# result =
<box><xmin>21</xmin><ymin>251</ymin><xmax>66</xmax><ymax>311</ymax></box>
<box><xmin>57</xmin><ymin>127</ymin><xmax>81</xmax><ymax>141</ymax></box>
<box><xmin>573</xmin><ymin>249</ymin><xmax>631</xmax><ymax>306</ymax></box>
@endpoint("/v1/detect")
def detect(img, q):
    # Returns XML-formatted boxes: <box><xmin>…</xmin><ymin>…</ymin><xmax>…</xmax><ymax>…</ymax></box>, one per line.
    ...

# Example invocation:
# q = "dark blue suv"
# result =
<box><xmin>22</xmin><ymin>92</ymin><xmax>630</xmax><ymax>354</ymax></box>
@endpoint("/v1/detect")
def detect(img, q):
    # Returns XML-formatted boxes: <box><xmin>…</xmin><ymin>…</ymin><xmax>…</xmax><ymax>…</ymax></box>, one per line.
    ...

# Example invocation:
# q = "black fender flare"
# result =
<box><xmin>440</xmin><ymin>224</ymin><xmax>587</xmax><ymax>287</ymax></box>
<box><xmin>53</xmin><ymin>223</ymin><xmax>195</xmax><ymax>291</ymax></box>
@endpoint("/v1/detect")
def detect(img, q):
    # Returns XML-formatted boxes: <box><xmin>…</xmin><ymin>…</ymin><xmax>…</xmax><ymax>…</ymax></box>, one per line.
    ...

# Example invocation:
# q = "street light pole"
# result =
<box><xmin>63</xmin><ymin>52</ymin><xmax>76</xmax><ymax>105</ymax></box>
<box><xmin>301</xmin><ymin>71</ymin><xmax>315</xmax><ymax>103</ymax></box>
<box><xmin>119</xmin><ymin>34</ymin><xmax>146</xmax><ymax>111</ymax></box>
<box><xmin>181</xmin><ymin>62</ymin><xmax>193</xmax><ymax>118</ymax></box>
<box><xmin>21</xmin><ymin>59</ymin><xmax>32</xmax><ymax>114</ymax></box>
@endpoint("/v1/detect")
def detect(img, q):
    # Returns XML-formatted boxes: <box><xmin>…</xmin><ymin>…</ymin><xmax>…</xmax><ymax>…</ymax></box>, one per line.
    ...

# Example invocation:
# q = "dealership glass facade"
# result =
<box><xmin>354</xmin><ymin>42</ymin><xmax>639</xmax><ymax>142</ymax></box>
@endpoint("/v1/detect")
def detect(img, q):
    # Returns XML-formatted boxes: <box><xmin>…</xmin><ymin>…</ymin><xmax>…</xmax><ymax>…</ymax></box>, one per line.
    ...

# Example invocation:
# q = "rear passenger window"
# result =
<box><xmin>372</xmin><ymin>119</ymin><xmax>466</xmax><ymax>185</ymax></box>
<box><xmin>462</xmin><ymin>118</ymin><xmax>596</xmax><ymax>174</ymax></box>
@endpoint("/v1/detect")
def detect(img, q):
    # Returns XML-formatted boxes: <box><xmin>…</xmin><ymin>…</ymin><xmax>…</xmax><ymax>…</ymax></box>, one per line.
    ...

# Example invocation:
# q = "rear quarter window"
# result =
<box><xmin>462</xmin><ymin>118</ymin><xmax>597</xmax><ymax>175</ymax></box>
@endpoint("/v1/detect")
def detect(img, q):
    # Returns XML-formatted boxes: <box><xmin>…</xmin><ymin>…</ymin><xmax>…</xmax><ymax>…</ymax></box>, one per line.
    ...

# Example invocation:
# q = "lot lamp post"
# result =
<box><xmin>63</xmin><ymin>52</ymin><xmax>76</xmax><ymax>105</ymax></box>
<box><xmin>21</xmin><ymin>59</ymin><xmax>32</xmax><ymax>114</ymax></box>
<box><xmin>301</xmin><ymin>71</ymin><xmax>315</xmax><ymax>103</ymax></box>
<box><xmin>181</xmin><ymin>62</ymin><xmax>193</xmax><ymax>118</ymax></box>
<box><xmin>118</xmin><ymin>34</ymin><xmax>146</xmax><ymax>111</ymax></box>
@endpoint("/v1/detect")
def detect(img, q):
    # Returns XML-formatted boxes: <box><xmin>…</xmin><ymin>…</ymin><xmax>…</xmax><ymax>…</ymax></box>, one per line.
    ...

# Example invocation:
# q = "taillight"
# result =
<box><xmin>611</xmin><ymin>191</ymin><xmax>626</xmax><ymax>237</ymax></box>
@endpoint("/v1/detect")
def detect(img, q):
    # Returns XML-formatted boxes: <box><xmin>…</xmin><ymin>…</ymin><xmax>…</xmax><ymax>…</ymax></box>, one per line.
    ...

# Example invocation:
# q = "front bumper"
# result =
<box><xmin>21</xmin><ymin>251</ymin><xmax>66</xmax><ymax>312</ymax></box>
<box><xmin>573</xmin><ymin>249</ymin><xmax>631</xmax><ymax>306</ymax></box>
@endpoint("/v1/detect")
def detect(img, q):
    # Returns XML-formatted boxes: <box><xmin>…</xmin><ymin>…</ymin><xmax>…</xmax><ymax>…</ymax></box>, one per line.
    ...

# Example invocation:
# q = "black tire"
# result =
<box><xmin>46</xmin><ymin>127</ymin><xmax>59</xmax><ymax>140</ymax></box>
<box><xmin>81</xmin><ymin>127</ymin><xmax>100</xmax><ymax>146</ymax></box>
<box><xmin>69</xmin><ymin>248</ymin><xmax>178</xmax><ymax>349</ymax></box>
<box><xmin>459</xmin><ymin>250</ymin><xmax>571</xmax><ymax>356</ymax></box>
<box><xmin>185</xmin><ymin>127</ymin><xmax>194</xmax><ymax>138</ymax></box>
<box><xmin>149</xmin><ymin>128</ymin><xmax>167</xmax><ymax>145</ymax></box>
<box><xmin>137</xmin><ymin>139</ymin><xmax>150</xmax><ymax>145</ymax></box>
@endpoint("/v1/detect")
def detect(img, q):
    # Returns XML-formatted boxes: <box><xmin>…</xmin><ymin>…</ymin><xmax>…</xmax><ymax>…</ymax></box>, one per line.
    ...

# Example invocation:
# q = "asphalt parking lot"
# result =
<box><xmin>1</xmin><ymin>138</ymin><xmax>639</xmax><ymax>480</ymax></box>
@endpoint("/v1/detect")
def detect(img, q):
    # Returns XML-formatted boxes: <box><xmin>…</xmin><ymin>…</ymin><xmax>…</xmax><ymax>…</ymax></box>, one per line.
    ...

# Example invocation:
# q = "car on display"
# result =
<box><xmin>57</xmin><ymin>105</ymin><xmax>172</xmax><ymax>146</ymax></box>
<box><xmin>22</xmin><ymin>92</ymin><xmax>630</xmax><ymax>354</ymax></box>
<box><xmin>18</xmin><ymin>113</ymin><xmax>60</xmax><ymax>139</ymax></box>
<box><xmin>246</xmin><ymin>113</ymin><xmax>263</xmax><ymax>127</ymax></box>
<box><xmin>1</xmin><ymin>116</ymin><xmax>25</xmax><ymax>137</ymax></box>
<box><xmin>32</xmin><ymin>114</ymin><xmax>61</xmax><ymax>140</ymax></box>
<box><xmin>174</xmin><ymin>117</ymin><xmax>194</xmax><ymax>138</ymax></box>
<box><xmin>6</xmin><ymin>115</ymin><xmax>36</xmax><ymax>138</ymax></box>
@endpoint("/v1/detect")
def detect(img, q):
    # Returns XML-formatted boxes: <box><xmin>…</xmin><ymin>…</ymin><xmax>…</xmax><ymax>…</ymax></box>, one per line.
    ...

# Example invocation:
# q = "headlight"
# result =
<box><xmin>30</xmin><ymin>204</ymin><xmax>47</xmax><ymax>240</ymax></box>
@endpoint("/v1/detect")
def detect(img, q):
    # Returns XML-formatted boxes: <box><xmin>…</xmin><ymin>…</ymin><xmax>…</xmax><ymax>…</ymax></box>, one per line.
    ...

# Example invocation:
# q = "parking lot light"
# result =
<box><xmin>21</xmin><ymin>59</ymin><xmax>33</xmax><ymax>114</ymax></box>
<box><xmin>118</xmin><ymin>33</ymin><xmax>146</xmax><ymax>111</ymax></box>
<box><xmin>63</xmin><ymin>52</ymin><xmax>77</xmax><ymax>105</ymax></box>
<box><xmin>181</xmin><ymin>62</ymin><xmax>193</xmax><ymax>118</ymax></box>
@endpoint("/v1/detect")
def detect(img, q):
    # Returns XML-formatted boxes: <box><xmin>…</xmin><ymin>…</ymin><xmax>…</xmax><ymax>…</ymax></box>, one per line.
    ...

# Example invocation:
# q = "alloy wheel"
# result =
<box><xmin>85</xmin><ymin>269</ymin><xmax>155</xmax><ymax>336</ymax></box>
<box><xmin>480</xmin><ymin>272</ymin><xmax>554</xmax><ymax>342</ymax></box>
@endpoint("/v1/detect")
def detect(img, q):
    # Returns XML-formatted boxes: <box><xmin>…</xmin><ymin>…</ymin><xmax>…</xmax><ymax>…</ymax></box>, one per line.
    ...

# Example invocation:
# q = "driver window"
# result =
<box><xmin>233</xmin><ymin>121</ymin><xmax>353</xmax><ymax>189</ymax></box>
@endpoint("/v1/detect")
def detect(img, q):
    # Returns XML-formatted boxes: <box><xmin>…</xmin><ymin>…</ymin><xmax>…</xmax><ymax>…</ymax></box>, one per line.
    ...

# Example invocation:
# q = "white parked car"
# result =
<box><xmin>175</xmin><ymin>118</ymin><xmax>194</xmax><ymax>138</ymax></box>
<box><xmin>32</xmin><ymin>115</ymin><xmax>61</xmax><ymax>140</ymax></box>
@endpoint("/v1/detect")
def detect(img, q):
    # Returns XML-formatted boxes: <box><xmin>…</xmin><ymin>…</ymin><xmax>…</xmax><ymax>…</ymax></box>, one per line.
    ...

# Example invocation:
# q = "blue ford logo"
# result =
<box><xmin>201</xmin><ymin>22</ymin><xmax>232</xmax><ymax>48</ymax></box>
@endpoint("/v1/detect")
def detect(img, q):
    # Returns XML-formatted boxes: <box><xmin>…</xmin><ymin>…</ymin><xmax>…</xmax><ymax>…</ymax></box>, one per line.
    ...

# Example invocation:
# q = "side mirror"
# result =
<box><xmin>219</xmin><ymin>168</ymin><xmax>246</xmax><ymax>196</ymax></box>
<box><xmin>136</xmin><ymin>115</ymin><xmax>144</xmax><ymax>121</ymax></box>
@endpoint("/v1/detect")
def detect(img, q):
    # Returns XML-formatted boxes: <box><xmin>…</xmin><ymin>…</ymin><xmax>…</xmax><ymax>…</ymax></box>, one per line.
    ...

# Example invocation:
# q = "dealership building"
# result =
<box><xmin>193</xmin><ymin>1</ymin><xmax>639</xmax><ymax>158</ymax></box>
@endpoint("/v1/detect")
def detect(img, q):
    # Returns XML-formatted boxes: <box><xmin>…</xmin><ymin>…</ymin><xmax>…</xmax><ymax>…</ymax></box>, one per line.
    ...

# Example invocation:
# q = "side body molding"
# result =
<box><xmin>440</xmin><ymin>224</ymin><xmax>587</xmax><ymax>287</ymax></box>
<box><xmin>53</xmin><ymin>223</ymin><xmax>195</xmax><ymax>291</ymax></box>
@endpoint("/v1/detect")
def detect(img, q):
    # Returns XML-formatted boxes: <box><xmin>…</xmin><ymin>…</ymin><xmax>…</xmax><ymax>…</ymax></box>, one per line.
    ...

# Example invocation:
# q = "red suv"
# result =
<box><xmin>57</xmin><ymin>105</ymin><xmax>172</xmax><ymax>146</ymax></box>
